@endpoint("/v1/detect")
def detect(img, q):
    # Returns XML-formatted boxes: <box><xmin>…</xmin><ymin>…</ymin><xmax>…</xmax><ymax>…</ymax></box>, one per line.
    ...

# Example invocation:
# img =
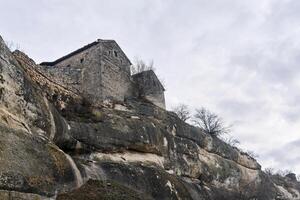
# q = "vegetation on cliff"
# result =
<box><xmin>1</xmin><ymin>35</ymin><xmax>300</xmax><ymax>199</ymax></box>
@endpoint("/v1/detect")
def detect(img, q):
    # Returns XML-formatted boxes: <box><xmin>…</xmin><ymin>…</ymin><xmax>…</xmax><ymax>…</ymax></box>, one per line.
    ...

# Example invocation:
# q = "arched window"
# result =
<box><xmin>114</xmin><ymin>50</ymin><xmax>118</xmax><ymax>57</ymax></box>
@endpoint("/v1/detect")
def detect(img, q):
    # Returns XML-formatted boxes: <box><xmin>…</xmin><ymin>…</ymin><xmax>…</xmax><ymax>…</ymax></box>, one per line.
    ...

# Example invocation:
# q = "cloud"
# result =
<box><xmin>1</xmin><ymin>0</ymin><xmax>300</xmax><ymax>173</ymax></box>
<box><xmin>263</xmin><ymin>139</ymin><xmax>300</xmax><ymax>172</ymax></box>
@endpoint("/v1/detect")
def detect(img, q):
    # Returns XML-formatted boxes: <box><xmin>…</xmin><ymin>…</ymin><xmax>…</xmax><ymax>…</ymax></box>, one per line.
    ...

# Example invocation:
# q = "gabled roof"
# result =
<box><xmin>132</xmin><ymin>70</ymin><xmax>165</xmax><ymax>91</ymax></box>
<box><xmin>40</xmin><ymin>39</ymin><xmax>131</xmax><ymax>66</ymax></box>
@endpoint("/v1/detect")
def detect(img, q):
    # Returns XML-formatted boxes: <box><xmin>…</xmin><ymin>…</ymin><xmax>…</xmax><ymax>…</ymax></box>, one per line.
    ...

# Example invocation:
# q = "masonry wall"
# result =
<box><xmin>13</xmin><ymin>50</ymin><xmax>79</xmax><ymax>97</ymax></box>
<box><xmin>38</xmin><ymin>65</ymin><xmax>82</xmax><ymax>93</ymax></box>
<box><xmin>132</xmin><ymin>70</ymin><xmax>165</xmax><ymax>109</ymax></box>
<box><xmin>99</xmin><ymin>41</ymin><xmax>133</xmax><ymax>101</ymax></box>
<box><xmin>38</xmin><ymin>45</ymin><xmax>101</xmax><ymax>96</ymax></box>
<box><xmin>100</xmin><ymin>41</ymin><xmax>131</xmax><ymax>75</ymax></box>
<box><xmin>145</xmin><ymin>93</ymin><xmax>166</xmax><ymax>109</ymax></box>
<box><xmin>39</xmin><ymin>42</ymin><xmax>133</xmax><ymax>103</ymax></box>
<box><xmin>100</xmin><ymin>62</ymin><xmax>133</xmax><ymax>101</ymax></box>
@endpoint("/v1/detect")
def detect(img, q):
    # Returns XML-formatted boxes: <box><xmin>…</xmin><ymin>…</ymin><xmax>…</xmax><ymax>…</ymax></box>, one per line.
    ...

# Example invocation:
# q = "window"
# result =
<box><xmin>80</xmin><ymin>58</ymin><xmax>84</xmax><ymax>63</ymax></box>
<box><xmin>114</xmin><ymin>50</ymin><xmax>118</xmax><ymax>57</ymax></box>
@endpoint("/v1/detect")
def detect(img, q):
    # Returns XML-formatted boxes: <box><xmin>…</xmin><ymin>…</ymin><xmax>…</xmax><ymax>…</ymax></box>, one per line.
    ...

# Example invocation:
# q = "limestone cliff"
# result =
<box><xmin>0</xmin><ymin>35</ymin><xmax>300</xmax><ymax>200</ymax></box>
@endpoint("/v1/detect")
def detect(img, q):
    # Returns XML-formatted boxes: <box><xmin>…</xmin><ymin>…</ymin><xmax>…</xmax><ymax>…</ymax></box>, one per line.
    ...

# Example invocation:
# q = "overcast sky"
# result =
<box><xmin>1</xmin><ymin>0</ymin><xmax>300</xmax><ymax>174</ymax></box>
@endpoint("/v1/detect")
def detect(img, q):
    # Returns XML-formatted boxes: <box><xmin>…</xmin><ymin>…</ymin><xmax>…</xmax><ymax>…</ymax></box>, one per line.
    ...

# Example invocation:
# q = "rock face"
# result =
<box><xmin>1</xmin><ymin>35</ymin><xmax>300</xmax><ymax>199</ymax></box>
<box><xmin>56</xmin><ymin>179</ymin><xmax>147</xmax><ymax>200</ymax></box>
<box><xmin>0</xmin><ymin>37</ymin><xmax>82</xmax><ymax>197</ymax></box>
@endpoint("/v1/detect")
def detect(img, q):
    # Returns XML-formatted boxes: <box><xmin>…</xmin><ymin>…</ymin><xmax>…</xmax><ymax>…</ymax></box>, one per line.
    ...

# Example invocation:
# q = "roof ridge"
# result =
<box><xmin>40</xmin><ymin>40</ymin><xmax>100</xmax><ymax>66</ymax></box>
<box><xmin>40</xmin><ymin>39</ymin><xmax>132</xmax><ymax>66</ymax></box>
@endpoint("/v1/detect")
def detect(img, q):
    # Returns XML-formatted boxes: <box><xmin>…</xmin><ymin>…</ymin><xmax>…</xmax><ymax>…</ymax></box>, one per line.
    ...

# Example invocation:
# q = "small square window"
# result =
<box><xmin>80</xmin><ymin>58</ymin><xmax>84</xmax><ymax>63</ymax></box>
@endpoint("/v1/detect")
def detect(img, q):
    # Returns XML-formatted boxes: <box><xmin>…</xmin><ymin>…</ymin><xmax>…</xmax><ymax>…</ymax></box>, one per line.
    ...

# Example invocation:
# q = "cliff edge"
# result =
<box><xmin>0</xmin><ymin>36</ymin><xmax>299</xmax><ymax>200</ymax></box>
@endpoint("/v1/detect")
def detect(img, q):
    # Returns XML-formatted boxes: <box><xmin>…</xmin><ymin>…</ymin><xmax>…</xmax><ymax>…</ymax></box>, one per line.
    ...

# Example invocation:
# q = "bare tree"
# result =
<box><xmin>264</xmin><ymin>168</ymin><xmax>275</xmax><ymax>176</ymax></box>
<box><xmin>193</xmin><ymin>107</ymin><xmax>230</xmax><ymax>137</ymax></box>
<box><xmin>131</xmin><ymin>57</ymin><xmax>155</xmax><ymax>75</ymax></box>
<box><xmin>222</xmin><ymin>136</ymin><xmax>240</xmax><ymax>148</ymax></box>
<box><xmin>276</xmin><ymin>169</ymin><xmax>293</xmax><ymax>177</ymax></box>
<box><xmin>245</xmin><ymin>150</ymin><xmax>259</xmax><ymax>159</ymax></box>
<box><xmin>172</xmin><ymin>104</ymin><xmax>191</xmax><ymax>122</ymax></box>
<box><xmin>297</xmin><ymin>174</ymin><xmax>300</xmax><ymax>182</ymax></box>
<box><xmin>5</xmin><ymin>40</ymin><xmax>20</xmax><ymax>51</ymax></box>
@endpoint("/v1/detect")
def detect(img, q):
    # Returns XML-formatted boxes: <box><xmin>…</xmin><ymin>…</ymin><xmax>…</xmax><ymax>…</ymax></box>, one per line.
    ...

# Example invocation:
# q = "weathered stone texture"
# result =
<box><xmin>0</xmin><ymin>190</ymin><xmax>50</xmax><ymax>200</ymax></box>
<box><xmin>13</xmin><ymin>50</ymin><xmax>81</xmax><ymax>98</ymax></box>
<box><xmin>132</xmin><ymin>70</ymin><xmax>165</xmax><ymax>109</ymax></box>
<box><xmin>2</xmin><ymin>34</ymin><xmax>300</xmax><ymax>199</ymax></box>
<box><xmin>42</xmin><ymin>44</ymin><xmax>100</xmax><ymax>95</ymax></box>
<box><xmin>100</xmin><ymin>60</ymin><xmax>133</xmax><ymax>102</ymax></box>
<box><xmin>145</xmin><ymin>93</ymin><xmax>166</xmax><ymax>109</ymax></box>
<box><xmin>100</xmin><ymin>40</ymin><xmax>132</xmax><ymax>75</ymax></box>
<box><xmin>39</xmin><ymin>40</ymin><xmax>133</xmax><ymax>103</ymax></box>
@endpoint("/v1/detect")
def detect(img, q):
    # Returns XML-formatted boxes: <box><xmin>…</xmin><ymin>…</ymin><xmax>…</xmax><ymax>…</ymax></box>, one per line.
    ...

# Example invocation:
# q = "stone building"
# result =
<box><xmin>39</xmin><ymin>39</ymin><xmax>166</xmax><ymax>108</ymax></box>
<box><xmin>40</xmin><ymin>39</ymin><xmax>132</xmax><ymax>103</ymax></box>
<box><xmin>132</xmin><ymin>70</ymin><xmax>165</xmax><ymax>109</ymax></box>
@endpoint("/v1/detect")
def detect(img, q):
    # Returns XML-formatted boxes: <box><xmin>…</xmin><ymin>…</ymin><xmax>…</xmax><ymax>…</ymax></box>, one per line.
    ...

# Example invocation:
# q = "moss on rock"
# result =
<box><xmin>57</xmin><ymin>179</ymin><xmax>146</xmax><ymax>200</ymax></box>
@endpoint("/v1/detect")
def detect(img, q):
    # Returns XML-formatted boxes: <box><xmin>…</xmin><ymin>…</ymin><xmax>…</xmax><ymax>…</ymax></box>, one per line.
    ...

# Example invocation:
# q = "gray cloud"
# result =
<box><xmin>262</xmin><ymin>139</ymin><xmax>300</xmax><ymax>172</ymax></box>
<box><xmin>1</xmin><ymin>0</ymin><xmax>300</xmax><ymax>173</ymax></box>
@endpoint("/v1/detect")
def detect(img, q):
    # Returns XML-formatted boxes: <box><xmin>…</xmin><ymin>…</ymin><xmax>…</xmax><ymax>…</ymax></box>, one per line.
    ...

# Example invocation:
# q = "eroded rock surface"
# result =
<box><xmin>0</xmin><ymin>36</ymin><xmax>83</xmax><ymax>198</ymax></box>
<box><xmin>0</xmin><ymin>35</ymin><xmax>300</xmax><ymax>199</ymax></box>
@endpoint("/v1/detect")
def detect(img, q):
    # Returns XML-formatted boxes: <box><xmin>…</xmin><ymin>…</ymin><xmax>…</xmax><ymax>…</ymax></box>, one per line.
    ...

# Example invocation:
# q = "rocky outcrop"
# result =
<box><xmin>1</xmin><ymin>35</ymin><xmax>300</xmax><ymax>199</ymax></box>
<box><xmin>0</xmin><ymin>36</ymin><xmax>82</xmax><ymax>197</ymax></box>
<box><xmin>56</xmin><ymin>179</ymin><xmax>147</xmax><ymax>200</ymax></box>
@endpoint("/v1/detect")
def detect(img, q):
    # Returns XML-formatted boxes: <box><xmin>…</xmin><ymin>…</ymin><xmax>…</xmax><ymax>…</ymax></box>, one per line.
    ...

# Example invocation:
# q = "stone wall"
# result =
<box><xmin>39</xmin><ymin>41</ymin><xmax>133</xmax><ymax>103</ymax></box>
<box><xmin>100</xmin><ymin>62</ymin><xmax>133</xmax><ymax>101</ymax></box>
<box><xmin>100</xmin><ymin>40</ymin><xmax>131</xmax><ymax>75</ymax></box>
<box><xmin>145</xmin><ymin>93</ymin><xmax>165</xmax><ymax>109</ymax></box>
<box><xmin>37</xmin><ymin>40</ymin><xmax>165</xmax><ymax>108</ymax></box>
<box><xmin>132</xmin><ymin>70</ymin><xmax>165</xmax><ymax>109</ymax></box>
<box><xmin>39</xmin><ymin>65</ymin><xmax>82</xmax><ymax>92</ymax></box>
<box><xmin>39</xmin><ymin>45</ymin><xmax>100</xmax><ymax>98</ymax></box>
<box><xmin>12</xmin><ymin>50</ymin><xmax>81</xmax><ymax>100</ymax></box>
<box><xmin>100</xmin><ymin>41</ymin><xmax>133</xmax><ymax>101</ymax></box>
